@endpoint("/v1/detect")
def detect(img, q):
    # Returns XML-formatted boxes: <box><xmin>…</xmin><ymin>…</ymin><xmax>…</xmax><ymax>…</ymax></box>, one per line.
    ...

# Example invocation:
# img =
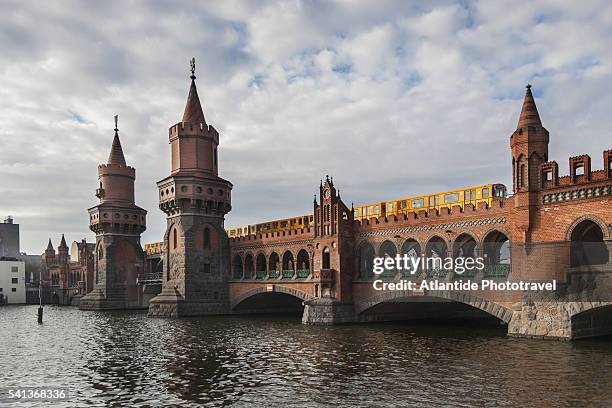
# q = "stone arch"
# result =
<box><xmin>256</xmin><ymin>252</ymin><xmax>267</xmax><ymax>272</ymax></box>
<box><xmin>565</xmin><ymin>215</ymin><xmax>609</xmax><ymax>241</ymax></box>
<box><xmin>243</xmin><ymin>253</ymin><xmax>254</xmax><ymax>278</ymax></box>
<box><xmin>482</xmin><ymin>229</ymin><xmax>511</xmax><ymax>278</ymax></box>
<box><xmin>356</xmin><ymin>241</ymin><xmax>375</xmax><ymax>279</ymax></box>
<box><xmin>354</xmin><ymin>290</ymin><xmax>512</xmax><ymax>323</ymax></box>
<box><xmin>297</xmin><ymin>249</ymin><xmax>310</xmax><ymax>271</ymax></box>
<box><xmin>570</xmin><ymin>303</ymin><xmax>612</xmax><ymax>339</ymax></box>
<box><xmin>378</xmin><ymin>240</ymin><xmax>397</xmax><ymax>277</ymax></box>
<box><xmin>400</xmin><ymin>238</ymin><xmax>422</xmax><ymax>277</ymax></box>
<box><xmin>232</xmin><ymin>254</ymin><xmax>243</xmax><ymax>279</ymax></box>
<box><xmin>568</xmin><ymin>218</ymin><xmax>609</xmax><ymax>267</ymax></box>
<box><xmin>230</xmin><ymin>286</ymin><xmax>314</xmax><ymax>310</ymax></box>
<box><xmin>322</xmin><ymin>246</ymin><xmax>331</xmax><ymax>269</ymax></box>
<box><xmin>269</xmin><ymin>252</ymin><xmax>280</xmax><ymax>272</ymax></box>
<box><xmin>282</xmin><ymin>250</ymin><xmax>295</xmax><ymax>272</ymax></box>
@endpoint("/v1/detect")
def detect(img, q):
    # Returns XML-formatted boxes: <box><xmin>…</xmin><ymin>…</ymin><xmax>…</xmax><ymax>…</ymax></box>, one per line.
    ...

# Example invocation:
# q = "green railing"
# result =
<box><xmin>402</xmin><ymin>269</ymin><xmax>421</xmax><ymax>278</ymax></box>
<box><xmin>268</xmin><ymin>270</ymin><xmax>279</xmax><ymax>279</ymax></box>
<box><xmin>255</xmin><ymin>270</ymin><xmax>266</xmax><ymax>279</ymax></box>
<box><xmin>427</xmin><ymin>268</ymin><xmax>448</xmax><ymax>279</ymax></box>
<box><xmin>296</xmin><ymin>269</ymin><xmax>310</xmax><ymax>279</ymax></box>
<box><xmin>455</xmin><ymin>268</ymin><xmax>476</xmax><ymax>278</ymax></box>
<box><xmin>282</xmin><ymin>269</ymin><xmax>294</xmax><ymax>278</ymax></box>
<box><xmin>232</xmin><ymin>271</ymin><xmax>243</xmax><ymax>279</ymax></box>
<box><xmin>244</xmin><ymin>271</ymin><xmax>253</xmax><ymax>279</ymax></box>
<box><xmin>484</xmin><ymin>264</ymin><xmax>511</xmax><ymax>278</ymax></box>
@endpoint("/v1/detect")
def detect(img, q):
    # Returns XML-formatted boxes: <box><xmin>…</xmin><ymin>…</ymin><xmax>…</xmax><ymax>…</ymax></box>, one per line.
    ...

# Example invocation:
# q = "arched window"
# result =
<box><xmin>357</xmin><ymin>242</ymin><xmax>375</xmax><ymax>279</ymax></box>
<box><xmin>483</xmin><ymin>230</ymin><xmax>511</xmax><ymax>278</ymax></box>
<box><xmin>378</xmin><ymin>240</ymin><xmax>397</xmax><ymax>278</ymax></box>
<box><xmin>172</xmin><ymin>228</ymin><xmax>178</xmax><ymax>250</ymax></box>
<box><xmin>322</xmin><ymin>247</ymin><xmax>330</xmax><ymax>269</ymax></box>
<box><xmin>204</xmin><ymin>227</ymin><xmax>210</xmax><ymax>249</ymax></box>
<box><xmin>570</xmin><ymin>220</ymin><xmax>608</xmax><ymax>267</ymax></box>
<box><xmin>401</xmin><ymin>239</ymin><xmax>421</xmax><ymax>277</ymax></box>
<box><xmin>232</xmin><ymin>255</ymin><xmax>243</xmax><ymax>279</ymax></box>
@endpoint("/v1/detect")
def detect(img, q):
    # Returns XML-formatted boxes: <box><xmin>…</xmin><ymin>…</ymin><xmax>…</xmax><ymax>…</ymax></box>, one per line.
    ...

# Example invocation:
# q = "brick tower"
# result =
<box><xmin>510</xmin><ymin>85</ymin><xmax>549</xmax><ymax>242</ymax></box>
<box><xmin>148</xmin><ymin>58</ymin><xmax>233</xmax><ymax>317</ymax></box>
<box><xmin>80</xmin><ymin>117</ymin><xmax>147</xmax><ymax>310</ymax></box>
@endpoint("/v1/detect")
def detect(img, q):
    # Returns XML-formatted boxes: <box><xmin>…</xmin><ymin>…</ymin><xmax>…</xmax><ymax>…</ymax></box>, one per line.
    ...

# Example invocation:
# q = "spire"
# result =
<box><xmin>182</xmin><ymin>57</ymin><xmax>206</xmax><ymax>125</ymax></box>
<box><xmin>517</xmin><ymin>84</ymin><xmax>542</xmax><ymax>128</ymax></box>
<box><xmin>107</xmin><ymin>115</ymin><xmax>127</xmax><ymax>166</ymax></box>
<box><xmin>59</xmin><ymin>234</ymin><xmax>67</xmax><ymax>248</ymax></box>
<box><xmin>46</xmin><ymin>238</ymin><xmax>54</xmax><ymax>251</ymax></box>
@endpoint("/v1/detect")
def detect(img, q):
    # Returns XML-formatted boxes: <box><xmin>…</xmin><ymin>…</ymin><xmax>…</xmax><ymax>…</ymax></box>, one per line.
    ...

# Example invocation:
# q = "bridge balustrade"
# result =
<box><xmin>296</xmin><ymin>269</ymin><xmax>310</xmax><ymax>279</ymax></box>
<box><xmin>255</xmin><ymin>270</ymin><xmax>266</xmax><ymax>279</ymax></box>
<box><xmin>282</xmin><ymin>269</ymin><xmax>294</xmax><ymax>278</ymax></box>
<box><xmin>268</xmin><ymin>270</ymin><xmax>279</xmax><ymax>279</ymax></box>
<box><xmin>484</xmin><ymin>264</ymin><xmax>511</xmax><ymax>278</ymax></box>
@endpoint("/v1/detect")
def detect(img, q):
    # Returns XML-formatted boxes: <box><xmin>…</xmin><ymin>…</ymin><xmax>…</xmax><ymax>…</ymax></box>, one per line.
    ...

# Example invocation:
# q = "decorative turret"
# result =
<box><xmin>81</xmin><ymin>116</ymin><xmax>147</xmax><ymax>311</ymax></box>
<box><xmin>510</xmin><ymin>85</ymin><xmax>550</xmax><ymax>242</ymax></box>
<box><xmin>510</xmin><ymin>84</ymin><xmax>549</xmax><ymax>194</ymax></box>
<box><xmin>57</xmin><ymin>234</ymin><xmax>68</xmax><ymax>264</ymax></box>
<box><xmin>44</xmin><ymin>238</ymin><xmax>56</xmax><ymax>265</ymax></box>
<box><xmin>149</xmin><ymin>58</ymin><xmax>233</xmax><ymax>318</ymax></box>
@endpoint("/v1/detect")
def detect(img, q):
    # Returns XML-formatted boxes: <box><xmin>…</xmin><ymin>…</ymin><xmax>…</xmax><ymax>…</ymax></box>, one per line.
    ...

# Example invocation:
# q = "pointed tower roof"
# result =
<box><xmin>182</xmin><ymin>58</ymin><xmax>206</xmax><ymax>125</ymax></box>
<box><xmin>107</xmin><ymin>116</ymin><xmax>127</xmax><ymax>166</ymax></box>
<box><xmin>517</xmin><ymin>84</ymin><xmax>542</xmax><ymax>128</ymax></box>
<box><xmin>46</xmin><ymin>238</ymin><xmax>54</xmax><ymax>251</ymax></box>
<box><xmin>59</xmin><ymin>234</ymin><xmax>68</xmax><ymax>248</ymax></box>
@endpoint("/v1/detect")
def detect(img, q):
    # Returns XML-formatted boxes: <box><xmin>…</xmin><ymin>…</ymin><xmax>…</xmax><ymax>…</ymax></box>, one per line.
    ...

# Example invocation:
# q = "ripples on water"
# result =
<box><xmin>1</xmin><ymin>305</ymin><xmax>612</xmax><ymax>407</ymax></box>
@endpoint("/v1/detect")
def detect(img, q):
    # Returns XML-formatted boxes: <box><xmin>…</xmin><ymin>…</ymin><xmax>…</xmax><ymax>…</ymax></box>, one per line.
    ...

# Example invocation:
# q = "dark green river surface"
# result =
<box><xmin>1</xmin><ymin>305</ymin><xmax>612</xmax><ymax>407</ymax></box>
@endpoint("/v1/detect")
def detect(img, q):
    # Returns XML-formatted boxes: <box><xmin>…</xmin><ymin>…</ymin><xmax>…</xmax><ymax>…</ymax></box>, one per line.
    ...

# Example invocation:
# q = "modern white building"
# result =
<box><xmin>0</xmin><ymin>258</ymin><xmax>26</xmax><ymax>304</ymax></box>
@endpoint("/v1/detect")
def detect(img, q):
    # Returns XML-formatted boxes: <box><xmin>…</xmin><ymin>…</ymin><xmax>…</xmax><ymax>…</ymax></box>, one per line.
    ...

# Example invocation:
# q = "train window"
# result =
<box><xmin>482</xmin><ymin>188</ymin><xmax>489</xmax><ymax>198</ymax></box>
<box><xmin>411</xmin><ymin>198</ymin><xmax>424</xmax><ymax>208</ymax></box>
<box><xmin>493</xmin><ymin>186</ymin><xmax>506</xmax><ymax>197</ymax></box>
<box><xmin>387</xmin><ymin>203</ymin><xmax>393</xmax><ymax>212</ymax></box>
<box><xmin>471</xmin><ymin>190</ymin><xmax>476</xmax><ymax>200</ymax></box>
<box><xmin>400</xmin><ymin>201</ymin><xmax>407</xmax><ymax>209</ymax></box>
<box><xmin>444</xmin><ymin>193</ymin><xmax>459</xmax><ymax>204</ymax></box>
<box><xmin>374</xmin><ymin>206</ymin><xmax>379</xmax><ymax>214</ymax></box>
<box><xmin>429</xmin><ymin>196</ymin><xmax>435</xmax><ymax>206</ymax></box>
<box><xmin>280</xmin><ymin>221</ymin><xmax>287</xmax><ymax>228</ymax></box>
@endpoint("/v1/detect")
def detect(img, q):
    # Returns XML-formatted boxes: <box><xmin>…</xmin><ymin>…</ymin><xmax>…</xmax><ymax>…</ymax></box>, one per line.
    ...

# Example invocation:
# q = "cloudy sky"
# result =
<box><xmin>1</xmin><ymin>0</ymin><xmax>611</xmax><ymax>253</ymax></box>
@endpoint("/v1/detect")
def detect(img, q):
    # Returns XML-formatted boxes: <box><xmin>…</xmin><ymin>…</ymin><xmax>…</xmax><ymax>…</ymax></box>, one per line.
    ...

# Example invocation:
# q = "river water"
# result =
<box><xmin>1</xmin><ymin>305</ymin><xmax>612</xmax><ymax>407</ymax></box>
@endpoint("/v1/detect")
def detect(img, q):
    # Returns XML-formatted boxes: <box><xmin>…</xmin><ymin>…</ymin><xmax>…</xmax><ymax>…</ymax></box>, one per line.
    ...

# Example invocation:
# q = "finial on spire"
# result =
<box><xmin>517</xmin><ymin>83</ymin><xmax>542</xmax><ymax>128</ymax></box>
<box><xmin>190</xmin><ymin>57</ymin><xmax>196</xmax><ymax>80</ymax></box>
<box><xmin>114</xmin><ymin>114</ymin><xmax>119</xmax><ymax>134</ymax></box>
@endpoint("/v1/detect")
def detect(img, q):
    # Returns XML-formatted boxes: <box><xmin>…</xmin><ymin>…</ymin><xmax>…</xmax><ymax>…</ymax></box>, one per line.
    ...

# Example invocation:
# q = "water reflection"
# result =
<box><xmin>1</xmin><ymin>306</ymin><xmax>612</xmax><ymax>407</ymax></box>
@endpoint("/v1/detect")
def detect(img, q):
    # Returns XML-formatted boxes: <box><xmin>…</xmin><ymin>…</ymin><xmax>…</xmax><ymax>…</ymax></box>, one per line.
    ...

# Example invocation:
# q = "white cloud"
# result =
<box><xmin>0</xmin><ymin>0</ymin><xmax>611</xmax><ymax>253</ymax></box>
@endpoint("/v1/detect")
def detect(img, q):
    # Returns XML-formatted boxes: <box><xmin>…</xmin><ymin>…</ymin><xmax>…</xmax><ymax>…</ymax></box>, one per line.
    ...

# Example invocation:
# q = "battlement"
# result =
<box><xmin>98</xmin><ymin>163</ymin><xmax>135</xmax><ymax>177</ymax></box>
<box><xmin>540</xmin><ymin>149</ymin><xmax>611</xmax><ymax>189</ymax></box>
<box><xmin>229</xmin><ymin>227</ymin><xmax>314</xmax><ymax>244</ymax></box>
<box><xmin>169</xmin><ymin>122</ymin><xmax>219</xmax><ymax>140</ymax></box>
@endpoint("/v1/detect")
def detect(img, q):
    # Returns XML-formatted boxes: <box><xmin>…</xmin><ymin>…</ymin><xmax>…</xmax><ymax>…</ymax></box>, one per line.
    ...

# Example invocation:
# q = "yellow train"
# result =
<box><xmin>227</xmin><ymin>214</ymin><xmax>315</xmax><ymax>238</ymax></box>
<box><xmin>352</xmin><ymin>183</ymin><xmax>506</xmax><ymax>221</ymax></box>
<box><xmin>227</xmin><ymin>184</ymin><xmax>506</xmax><ymax>236</ymax></box>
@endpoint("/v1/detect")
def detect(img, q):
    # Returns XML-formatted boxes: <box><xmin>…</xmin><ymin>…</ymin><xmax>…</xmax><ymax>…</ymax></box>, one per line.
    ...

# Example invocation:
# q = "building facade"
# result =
<box><xmin>0</xmin><ymin>258</ymin><xmax>26</xmax><ymax>304</ymax></box>
<box><xmin>43</xmin><ymin>236</ymin><xmax>94</xmax><ymax>305</ymax></box>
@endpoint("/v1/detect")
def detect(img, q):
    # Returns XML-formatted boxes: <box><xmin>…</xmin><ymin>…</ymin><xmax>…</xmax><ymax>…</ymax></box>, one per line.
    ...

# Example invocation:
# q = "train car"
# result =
<box><xmin>227</xmin><ymin>214</ymin><xmax>314</xmax><ymax>238</ymax></box>
<box><xmin>353</xmin><ymin>184</ymin><xmax>506</xmax><ymax>221</ymax></box>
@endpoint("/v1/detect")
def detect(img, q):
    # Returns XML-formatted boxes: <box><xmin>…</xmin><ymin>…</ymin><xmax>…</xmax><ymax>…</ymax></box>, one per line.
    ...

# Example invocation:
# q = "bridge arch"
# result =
<box><xmin>296</xmin><ymin>249</ymin><xmax>310</xmax><ymax>271</ymax></box>
<box><xmin>231</xmin><ymin>286</ymin><xmax>314</xmax><ymax>310</ymax></box>
<box><xmin>378</xmin><ymin>240</ymin><xmax>397</xmax><ymax>277</ymax></box>
<box><xmin>570</xmin><ymin>303</ymin><xmax>612</xmax><ymax>339</ymax></box>
<box><xmin>282</xmin><ymin>250</ymin><xmax>295</xmax><ymax>271</ymax></box>
<box><xmin>354</xmin><ymin>290</ymin><xmax>512</xmax><ymax>323</ymax></box>
<box><xmin>244</xmin><ymin>253</ymin><xmax>254</xmax><ymax>278</ymax></box>
<box><xmin>269</xmin><ymin>252</ymin><xmax>280</xmax><ymax>272</ymax></box>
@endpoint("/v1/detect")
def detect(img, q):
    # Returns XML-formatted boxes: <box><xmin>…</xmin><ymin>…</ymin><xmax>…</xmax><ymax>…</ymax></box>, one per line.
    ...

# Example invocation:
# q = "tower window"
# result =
<box><xmin>173</xmin><ymin>228</ymin><xmax>178</xmax><ymax>250</ymax></box>
<box><xmin>322</xmin><ymin>247</ymin><xmax>330</xmax><ymax>269</ymax></box>
<box><xmin>204</xmin><ymin>227</ymin><xmax>210</xmax><ymax>249</ymax></box>
<box><xmin>213</xmin><ymin>147</ymin><xmax>218</xmax><ymax>169</ymax></box>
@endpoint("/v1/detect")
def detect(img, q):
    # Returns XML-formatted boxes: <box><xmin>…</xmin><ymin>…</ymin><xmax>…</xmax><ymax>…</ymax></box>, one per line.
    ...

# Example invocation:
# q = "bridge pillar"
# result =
<box><xmin>302</xmin><ymin>298</ymin><xmax>356</xmax><ymax>324</ymax></box>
